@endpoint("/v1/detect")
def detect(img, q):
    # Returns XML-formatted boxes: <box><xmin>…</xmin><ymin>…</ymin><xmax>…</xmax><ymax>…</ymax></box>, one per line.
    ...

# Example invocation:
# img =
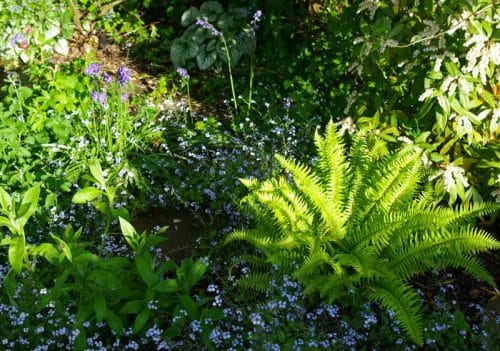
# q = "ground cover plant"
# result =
<box><xmin>0</xmin><ymin>0</ymin><xmax>499</xmax><ymax>350</ymax></box>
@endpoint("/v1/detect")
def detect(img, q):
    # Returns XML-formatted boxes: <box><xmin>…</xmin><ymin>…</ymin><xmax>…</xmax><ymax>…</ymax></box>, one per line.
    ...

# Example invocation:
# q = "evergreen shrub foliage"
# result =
<box><xmin>226</xmin><ymin>121</ymin><xmax>500</xmax><ymax>346</ymax></box>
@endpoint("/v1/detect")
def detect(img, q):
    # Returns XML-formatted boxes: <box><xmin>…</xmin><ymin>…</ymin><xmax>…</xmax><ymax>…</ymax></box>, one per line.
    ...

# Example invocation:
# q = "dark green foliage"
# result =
<box><xmin>226</xmin><ymin>121</ymin><xmax>500</xmax><ymax>345</ymax></box>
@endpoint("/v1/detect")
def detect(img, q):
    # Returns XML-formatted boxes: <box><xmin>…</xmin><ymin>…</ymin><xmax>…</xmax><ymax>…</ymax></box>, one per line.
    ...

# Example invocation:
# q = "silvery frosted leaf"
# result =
<box><xmin>196</xmin><ymin>49</ymin><xmax>217</xmax><ymax>70</ymax></box>
<box><xmin>181</xmin><ymin>7</ymin><xmax>199</xmax><ymax>27</ymax></box>
<box><xmin>54</xmin><ymin>38</ymin><xmax>69</xmax><ymax>55</ymax></box>
<box><xmin>45</xmin><ymin>24</ymin><xmax>60</xmax><ymax>40</ymax></box>
<box><xmin>200</xmin><ymin>1</ymin><xmax>223</xmax><ymax>21</ymax></box>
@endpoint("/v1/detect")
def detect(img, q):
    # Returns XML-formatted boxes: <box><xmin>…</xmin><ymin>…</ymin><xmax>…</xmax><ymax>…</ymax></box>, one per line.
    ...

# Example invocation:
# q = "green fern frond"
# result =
<box><xmin>447</xmin><ymin>202</ymin><xmax>500</xmax><ymax>226</ymax></box>
<box><xmin>368</xmin><ymin>279</ymin><xmax>423</xmax><ymax>346</ymax></box>
<box><xmin>438</xmin><ymin>254</ymin><xmax>495</xmax><ymax>287</ymax></box>
<box><xmin>236</xmin><ymin>272</ymin><xmax>274</xmax><ymax>291</ymax></box>
<box><xmin>358</xmin><ymin>148</ymin><xmax>422</xmax><ymax>223</ymax></box>
<box><xmin>274</xmin><ymin>154</ymin><xmax>346</xmax><ymax>241</ymax></box>
<box><xmin>389</xmin><ymin>227</ymin><xmax>499</xmax><ymax>279</ymax></box>
<box><xmin>314</xmin><ymin>120</ymin><xmax>348</xmax><ymax>209</ymax></box>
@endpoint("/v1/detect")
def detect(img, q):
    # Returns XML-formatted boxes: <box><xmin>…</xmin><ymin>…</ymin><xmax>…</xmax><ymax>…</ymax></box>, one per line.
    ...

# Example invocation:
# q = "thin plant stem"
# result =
<box><xmin>221</xmin><ymin>36</ymin><xmax>238</xmax><ymax>113</ymax></box>
<box><xmin>246</xmin><ymin>55</ymin><xmax>255</xmax><ymax>117</ymax></box>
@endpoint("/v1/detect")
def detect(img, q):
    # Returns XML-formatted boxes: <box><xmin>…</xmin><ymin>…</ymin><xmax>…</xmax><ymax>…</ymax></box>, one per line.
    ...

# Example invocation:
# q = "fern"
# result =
<box><xmin>225</xmin><ymin>120</ymin><xmax>500</xmax><ymax>346</ymax></box>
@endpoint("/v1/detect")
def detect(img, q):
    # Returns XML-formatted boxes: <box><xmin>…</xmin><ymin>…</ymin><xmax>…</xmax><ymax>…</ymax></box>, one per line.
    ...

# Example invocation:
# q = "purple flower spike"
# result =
<box><xmin>251</xmin><ymin>10</ymin><xmax>263</xmax><ymax>29</ymax></box>
<box><xmin>284</xmin><ymin>96</ymin><xmax>292</xmax><ymax>110</ymax></box>
<box><xmin>177</xmin><ymin>67</ymin><xmax>190</xmax><ymax>80</ymax></box>
<box><xmin>103</xmin><ymin>73</ymin><xmax>113</xmax><ymax>84</ymax></box>
<box><xmin>85</xmin><ymin>63</ymin><xmax>101</xmax><ymax>77</ymax></box>
<box><xmin>196</xmin><ymin>18</ymin><xmax>221</xmax><ymax>37</ymax></box>
<box><xmin>121</xmin><ymin>93</ymin><xmax>129</xmax><ymax>102</ymax></box>
<box><xmin>91</xmin><ymin>90</ymin><xmax>107</xmax><ymax>107</ymax></box>
<box><xmin>117</xmin><ymin>66</ymin><xmax>132</xmax><ymax>86</ymax></box>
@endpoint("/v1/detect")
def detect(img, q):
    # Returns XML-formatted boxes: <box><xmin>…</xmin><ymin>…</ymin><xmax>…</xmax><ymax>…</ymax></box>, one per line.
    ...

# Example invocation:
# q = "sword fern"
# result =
<box><xmin>225</xmin><ymin>121</ymin><xmax>499</xmax><ymax>346</ymax></box>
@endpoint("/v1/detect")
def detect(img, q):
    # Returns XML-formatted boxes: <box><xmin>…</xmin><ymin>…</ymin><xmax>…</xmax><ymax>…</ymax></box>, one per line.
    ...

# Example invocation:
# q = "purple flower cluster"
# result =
<box><xmin>117</xmin><ymin>66</ymin><xmax>132</xmax><ymax>86</ymax></box>
<box><xmin>177</xmin><ymin>67</ymin><xmax>190</xmax><ymax>80</ymax></box>
<box><xmin>251</xmin><ymin>10</ymin><xmax>263</xmax><ymax>29</ymax></box>
<box><xmin>10</xmin><ymin>33</ymin><xmax>28</xmax><ymax>49</ymax></box>
<box><xmin>91</xmin><ymin>90</ymin><xmax>107</xmax><ymax>107</ymax></box>
<box><xmin>84</xmin><ymin>63</ymin><xmax>101</xmax><ymax>77</ymax></box>
<box><xmin>196</xmin><ymin>18</ymin><xmax>221</xmax><ymax>37</ymax></box>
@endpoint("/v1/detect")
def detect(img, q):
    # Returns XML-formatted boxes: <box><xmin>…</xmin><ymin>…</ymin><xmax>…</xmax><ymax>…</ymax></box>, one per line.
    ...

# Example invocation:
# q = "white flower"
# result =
<box><xmin>337</xmin><ymin>117</ymin><xmax>356</xmax><ymax>135</ymax></box>
<box><xmin>442</xmin><ymin>164</ymin><xmax>469</xmax><ymax>193</ymax></box>
<box><xmin>418</xmin><ymin>88</ymin><xmax>434</xmax><ymax>101</ymax></box>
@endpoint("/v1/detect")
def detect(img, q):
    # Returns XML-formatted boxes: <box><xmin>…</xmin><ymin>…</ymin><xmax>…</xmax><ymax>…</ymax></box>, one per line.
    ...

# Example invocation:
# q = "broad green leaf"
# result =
<box><xmin>0</xmin><ymin>216</ymin><xmax>14</xmax><ymax>232</ymax></box>
<box><xmin>8</xmin><ymin>236</ymin><xmax>25</xmax><ymax>273</ymax></box>
<box><xmin>72</xmin><ymin>187</ymin><xmax>102</xmax><ymax>204</ymax></box>
<box><xmin>178</xmin><ymin>294</ymin><xmax>200</xmax><ymax>319</ymax></box>
<box><xmin>0</xmin><ymin>188</ymin><xmax>12</xmax><ymax>214</ymax></box>
<box><xmin>94</xmin><ymin>293</ymin><xmax>107</xmax><ymax>322</ymax></box>
<box><xmin>181</xmin><ymin>7</ymin><xmax>199</xmax><ymax>27</ymax></box>
<box><xmin>4</xmin><ymin>270</ymin><xmax>17</xmax><ymax>304</ymax></box>
<box><xmin>104</xmin><ymin>310</ymin><xmax>124</xmax><ymax>335</ymax></box>
<box><xmin>119</xmin><ymin>300</ymin><xmax>144</xmax><ymax>314</ymax></box>
<box><xmin>135</xmin><ymin>251</ymin><xmax>160</xmax><ymax>287</ymax></box>
<box><xmin>50</xmin><ymin>234</ymin><xmax>73</xmax><ymax>262</ymax></box>
<box><xmin>154</xmin><ymin>279</ymin><xmax>180</xmax><ymax>293</ymax></box>
<box><xmin>133</xmin><ymin>309</ymin><xmax>151</xmax><ymax>333</ymax></box>
<box><xmin>17</xmin><ymin>183</ymin><xmax>41</xmax><ymax>225</ymax></box>
<box><xmin>89</xmin><ymin>163</ymin><xmax>106</xmax><ymax>188</ymax></box>
<box><xmin>186</xmin><ymin>260</ymin><xmax>208</xmax><ymax>289</ymax></box>
<box><xmin>119</xmin><ymin>217</ymin><xmax>138</xmax><ymax>251</ymax></box>
<box><xmin>28</xmin><ymin>243</ymin><xmax>60</xmax><ymax>265</ymax></box>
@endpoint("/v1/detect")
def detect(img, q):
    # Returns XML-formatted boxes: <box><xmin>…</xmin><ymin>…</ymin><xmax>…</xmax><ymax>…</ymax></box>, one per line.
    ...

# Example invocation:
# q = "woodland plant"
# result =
<box><xmin>225</xmin><ymin>120</ymin><xmax>500</xmax><ymax>346</ymax></box>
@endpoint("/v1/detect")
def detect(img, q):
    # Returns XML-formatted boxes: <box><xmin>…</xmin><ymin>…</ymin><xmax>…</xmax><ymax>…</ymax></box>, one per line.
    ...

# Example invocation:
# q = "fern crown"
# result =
<box><xmin>226</xmin><ymin>121</ymin><xmax>500</xmax><ymax>346</ymax></box>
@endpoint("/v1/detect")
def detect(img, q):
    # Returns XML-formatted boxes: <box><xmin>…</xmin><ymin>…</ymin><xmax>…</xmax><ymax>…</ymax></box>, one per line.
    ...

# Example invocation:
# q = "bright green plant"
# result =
<box><xmin>72</xmin><ymin>161</ymin><xmax>130</xmax><ymax>233</ymax></box>
<box><xmin>0</xmin><ymin>183</ymin><xmax>40</xmax><ymax>301</ymax></box>
<box><xmin>0</xmin><ymin>0</ymin><xmax>73</xmax><ymax>68</ymax></box>
<box><xmin>225</xmin><ymin>121</ymin><xmax>500</xmax><ymax>346</ymax></box>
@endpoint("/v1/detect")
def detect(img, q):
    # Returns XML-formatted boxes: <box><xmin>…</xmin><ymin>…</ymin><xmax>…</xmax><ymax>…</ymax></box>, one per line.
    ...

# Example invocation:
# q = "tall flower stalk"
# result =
<box><xmin>196</xmin><ymin>18</ymin><xmax>238</xmax><ymax>113</ymax></box>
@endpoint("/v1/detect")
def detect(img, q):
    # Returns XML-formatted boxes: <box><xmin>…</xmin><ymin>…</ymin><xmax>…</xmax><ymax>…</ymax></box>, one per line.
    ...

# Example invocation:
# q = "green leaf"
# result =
<box><xmin>119</xmin><ymin>217</ymin><xmax>138</xmax><ymax>251</ymax></box>
<box><xmin>50</xmin><ymin>234</ymin><xmax>73</xmax><ymax>262</ymax></box>
<box><xmin>89</xmin><ymin>163</ymin><xmax>106</xmax><ymax>188</ymax></box>
<box><xmin>196</xmin><ymin>49</ymin><xmax>217</xmax><ymax>70</ymax></box>
<box><xmin>104</xmin><ymin>310</ymin><xmax>124</xmax><ymax>335</ymax></box>
<box><xmin>0</xmin><ymin>187</ymin><xmax>12</xmax><ymax>214</ymax></box>
<box><xmin>0</xmin><ymin>216</ymin><xmax>14</xmax><ymax>233</ymax></box>
<box><xmin>94</xmin><ymin>293</ymin><xmax>107</xmax><ymax>322</ymax></box>
<box><xmin>186</xmin><ymin>260</ymin><xmax>207</xmax><ymax>290</ymax></box>
<box><xmin>135</xmin><ymin>251</ymin><xmax>160</xmax><ymax>287</ymax></box>
<box><xmin>72</xmin><ymin>187</ymin><xmax>103</xmax><ymax>204</ymax></box>
<box><xmin>154</xmin><ymin>279</ymin><xmax>180</xmax><ymax>293</ymax></box>
<box><xmin>181</xmin><ymin>7</ymin><xmax>199</xmax><ymax>27</ymax></box>
<box><xmin>178</xmin><ymin>294</ymin><xmax>200</xmax><ymax>319</ymax></box>
<box><xmin>28</xmin><ymin>243</ymin><xmax>60</xmax><ymax>265</ymax></box>
<box><xmin>119</xmin><ymin>300</ymin><xmax>144</xmax><ymax>314</ymax></box>
<box><xmin>133</xmin><ymin>309</ymin><xmax>151</xmax><ymax>333</ymax></box>
<box><xmin>200</xmin><ymin>1</ymin><xmax>224</xmax><ymax>21</ymax></box>
<box><xmin>17</xmin><ymin>183</ymin><xmax>41</xmax><ymax>225</ymax></box>
<box><xmin>8</xmin><ymin>236</ymin><xmax>25</xmax><ymax>273</ymax></box>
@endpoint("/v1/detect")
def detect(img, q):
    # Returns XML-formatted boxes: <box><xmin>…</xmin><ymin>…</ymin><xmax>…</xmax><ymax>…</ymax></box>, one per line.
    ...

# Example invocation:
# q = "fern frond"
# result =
<box><xmin>236</xmin><ymin>272</ymin><xmax>274</xmax><ymax>291</ymax></box>
<box><xmin>358</xmin><ymin>148</ymin><xmax>422</xmax><ymax>223</ymax></box>
<box><xmin>447</xmin><ymin>202</ymin><xmax>500</xmax><ymax>226</ymax></box>
<box><xmin>274</xmin><ymin>154</ymin><xmax>346</xmax><ymax>242</ymax></box>
<box><xmin>389</xmin><ymin>227</ymin><xmax>499</xmax><ymax>279</ymax></box>
<box><xmin>314</xmin><ymin>120</ymin><xmax>348</xmax><ymax>209</ymax></box>
<box><xmin>437</xmin><ymin>254</ymin><xmax>496</xmax><ymax>287</ymax></box>
<box><xmin>344</xmin><ymin>131</ymin><xmax>372</xmax><ymax>230</ymax></box>
<box><xmin>224</xmin><ymin>229</ymin><xmax>272</xmax><ymax>249</ymax></box>
<box><xmin>368</xmin><ymin>279</ymin><xmax>423</xmax><ymax>346</ymax></box>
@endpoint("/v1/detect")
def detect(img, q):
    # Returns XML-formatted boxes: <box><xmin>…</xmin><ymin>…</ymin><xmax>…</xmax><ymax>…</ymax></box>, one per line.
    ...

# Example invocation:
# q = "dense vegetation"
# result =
<box><xmin>0</xmin><ymin>1</ymin><xmax>498</xmax><ymax>350</ymax></box>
